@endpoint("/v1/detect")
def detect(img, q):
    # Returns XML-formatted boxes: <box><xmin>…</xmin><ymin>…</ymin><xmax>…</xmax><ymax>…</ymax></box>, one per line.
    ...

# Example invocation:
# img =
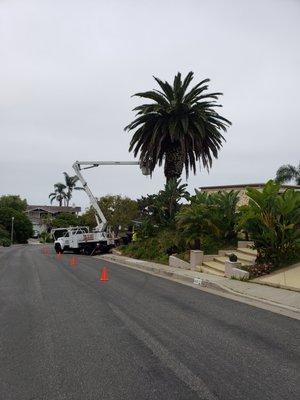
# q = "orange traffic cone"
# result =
<box><xmin>69</xmin><ymin>256</ymin><xmax>78</xmax><ymax>267</ymax></box>
<box><xmin>42</xmin><ymin>247</ymin><xmax>49</xmax><ymax>255</ymax></box>
<box><xmin>100</xmin><ymin>267</ymin><xmax>109</xmax><ymax>282</ymax></box>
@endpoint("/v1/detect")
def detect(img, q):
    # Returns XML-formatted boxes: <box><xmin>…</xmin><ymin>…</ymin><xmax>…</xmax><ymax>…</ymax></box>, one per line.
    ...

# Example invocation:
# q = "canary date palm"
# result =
<box><xmin>125</xmin><ymin>71</ymin><xmax>231</xmax><ymax>182</ymax></box>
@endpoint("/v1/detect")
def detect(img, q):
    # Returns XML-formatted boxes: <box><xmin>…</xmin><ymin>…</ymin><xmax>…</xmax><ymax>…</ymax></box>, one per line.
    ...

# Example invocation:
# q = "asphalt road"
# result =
<box><xmin>0</xmin><ymin>245</ymin><xmax>299</xmax><ymax>400</ymax></box>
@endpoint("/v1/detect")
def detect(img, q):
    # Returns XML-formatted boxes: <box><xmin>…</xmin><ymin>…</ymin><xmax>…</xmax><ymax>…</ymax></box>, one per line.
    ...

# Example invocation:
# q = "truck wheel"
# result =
<box><xmin>55</xmin><ymin>244</ymin><xmax>63</xmax><ymax>254</ymax></box>
<box><xmin>83</xmin><ymin>245</ymin><xmax>93</xmax><ymax>255</ymax></box>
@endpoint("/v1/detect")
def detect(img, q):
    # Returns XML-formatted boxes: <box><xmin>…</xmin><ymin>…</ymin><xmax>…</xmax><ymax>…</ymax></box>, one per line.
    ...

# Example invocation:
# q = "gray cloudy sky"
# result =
<box><xmin>1</xmin><ymin>0</ymin><xmax>299</xmax><ymax>210</ymax></box>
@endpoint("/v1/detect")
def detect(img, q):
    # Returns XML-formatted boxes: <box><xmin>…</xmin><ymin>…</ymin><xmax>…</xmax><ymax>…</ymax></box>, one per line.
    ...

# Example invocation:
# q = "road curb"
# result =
<box><xmin>96</xmin><ymin>254</ymin><xmax>300</xmax><ymax>316</ymax></box>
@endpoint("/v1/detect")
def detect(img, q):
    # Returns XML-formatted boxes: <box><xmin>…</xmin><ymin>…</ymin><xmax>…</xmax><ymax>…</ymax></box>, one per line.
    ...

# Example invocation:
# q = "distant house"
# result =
<box><xmin>199</xmin><ymin>183</ymin><xmax>300</xmax><ymax>207</ymax></box>
<box><xmin>26</xmin><ymin>205</ymin><xmax>81</xmax><ymax>235</ymax></box>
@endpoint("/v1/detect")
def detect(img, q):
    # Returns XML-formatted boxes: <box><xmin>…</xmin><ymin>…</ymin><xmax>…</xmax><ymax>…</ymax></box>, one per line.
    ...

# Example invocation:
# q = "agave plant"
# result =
<box><xmin>125</xmin><ymin>72</ymin><xmax>231</xmax><ymax>182</ymax></box>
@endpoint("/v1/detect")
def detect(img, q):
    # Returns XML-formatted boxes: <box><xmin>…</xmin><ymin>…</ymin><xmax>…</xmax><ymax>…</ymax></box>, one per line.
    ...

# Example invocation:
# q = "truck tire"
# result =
<box><xmin>55</xmin><ymin>243</ymin><xmax>63</xmax><ymax>254</ymax></box>
<box><xmin>83</xmin><ymin>245</ymin><xmax>94</xmax><ymax>255</ymax></box>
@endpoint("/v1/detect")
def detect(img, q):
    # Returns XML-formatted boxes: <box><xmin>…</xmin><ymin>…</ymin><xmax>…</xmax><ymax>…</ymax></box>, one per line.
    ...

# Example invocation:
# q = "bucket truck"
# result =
<box><xmin>53</xmin><ymin>160</ymin><xmax>150</xmax><ymax>255</ymax></box>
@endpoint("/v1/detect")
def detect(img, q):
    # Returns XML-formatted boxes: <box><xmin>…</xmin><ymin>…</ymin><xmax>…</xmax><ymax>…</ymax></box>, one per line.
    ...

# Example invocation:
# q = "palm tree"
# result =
<box><xmin>158</xmin><ymin>178</ymin><xmax>189</xmax><ymax>221</ymax></box>
<box><xmin>125</xmin><ymin>71</ymin><xmax>231</xmax><ymax>182</ymax></box>
<box><xmin>275</xmin><ymin>163</ymin><xmax>300</xmax><ymax>185</ymax></box>
<box><xmin>49</xmin><ymin>183</ymin><xmax>68</xmax><ymax>206</ymax></box>
<box><xmin>63</xmin><ymin>172</ymin><xmax>83</xmax><ymax>206</ymax></box>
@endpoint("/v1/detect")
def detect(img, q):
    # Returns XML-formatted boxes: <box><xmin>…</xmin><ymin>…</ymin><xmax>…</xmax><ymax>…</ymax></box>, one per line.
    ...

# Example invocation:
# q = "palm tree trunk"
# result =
<box><xmin>193</xmin><ymin>238</ymin><xmax>201</xmax><ymax>250</ymax></box>
<box><xmin>66</xmin><ymin>190</ymin><xmax>71</xmax><ymax>207</ymax></box>
<box><xmin>164</xmin><ymin>146</ymin><xmax>184</xmax><ymax>183</ymax></box>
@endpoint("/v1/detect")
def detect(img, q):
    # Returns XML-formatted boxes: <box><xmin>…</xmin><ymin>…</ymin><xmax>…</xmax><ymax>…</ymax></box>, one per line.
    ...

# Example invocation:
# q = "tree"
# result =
<box><xmin>0</xmin><ymin>195</ymin><xmax>27</xmax><ymax>212</ymax></box>
<box><xmin>275</xmin><ymin>163</ymin><xmax>300</xmax><ymax>185</ymax></box>
<box><xmin>63</xmin><ymin>172</ymin><xmax>84</xmax><ymax>206</ymax></box>
<box><xmin>82</xmin><ymin>195</ymin><xmax>139</xmax><ymax>233</ymax></box>
<box><xmin>49</xmin><ymin>183</ymin><xmax>68</xmax><ymax>206</ymax></box>
<box><xmin>125</xmin><ymin>71</ymin><xmax>231</xmax><ymax>182</ymax></box>
<box><xmin>238</xmin><ymin>180</ymin><xmax>300</xmax><ymax>266</ymax></box>
<box><xmin>0</xmin><ymin>224</ymin><xmax>10</xmax><ymax>246</ymax></box>
<box><xmin>51</xmin><ymin>212</ymin><xmax>82</xmax><ymax>228</ymax></box>
<box><xmin>0</xmin><ymin>207</ymin><xmax>33</xmax><ymax>243</ymax></box>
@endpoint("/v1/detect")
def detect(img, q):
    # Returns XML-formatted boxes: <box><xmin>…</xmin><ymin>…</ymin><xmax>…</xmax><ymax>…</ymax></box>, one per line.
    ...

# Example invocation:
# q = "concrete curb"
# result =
<box><xmin>96</xmin><ymin>254</ymin><xmax>300</xmax><ymax>315</ymax></box>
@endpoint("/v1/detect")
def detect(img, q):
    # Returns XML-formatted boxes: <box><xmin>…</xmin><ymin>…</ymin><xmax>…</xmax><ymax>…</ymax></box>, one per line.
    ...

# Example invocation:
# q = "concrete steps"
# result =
<box><xmin>237</xmin><ymin>247</ymin><xmax>257</xmax><ymax>257</ymax></box>
<box><xmin>200</xmin><ymin>263</ymin><xmax>224</xmax><ymax>276</ymax></box>
<box><xmin>203</xmin><ymin>260</ymin><xmax>225</xmax><ymax>272</ymax></box>
<box><xmin>200</xmin><ymin>243</ymin><xmax>257</xmax><ymax>277</ymax></box>
<box><xmin>214</xmin><ymin>256</ymin><xmax>248</xmax><ymax>268</ymax></box>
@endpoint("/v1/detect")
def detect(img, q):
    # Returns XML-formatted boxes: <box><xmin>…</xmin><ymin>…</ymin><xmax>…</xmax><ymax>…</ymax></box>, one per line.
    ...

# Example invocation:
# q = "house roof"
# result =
<box><xmin>199</xmin><ymin>183</ymin><xmax>300</xmax><ymax>190</ymax></box>
<box><xmin>26</xmin><ymin>205</ymin><xmax>81</xmax><ymax>214</ymax></box>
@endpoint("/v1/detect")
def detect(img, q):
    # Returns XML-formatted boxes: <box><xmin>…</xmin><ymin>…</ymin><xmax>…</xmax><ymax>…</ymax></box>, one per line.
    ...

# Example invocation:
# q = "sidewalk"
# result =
<box><xmin>96</xmin><ymin>253</ymin><xmax>300</xmax><ymax>314</ymax></box>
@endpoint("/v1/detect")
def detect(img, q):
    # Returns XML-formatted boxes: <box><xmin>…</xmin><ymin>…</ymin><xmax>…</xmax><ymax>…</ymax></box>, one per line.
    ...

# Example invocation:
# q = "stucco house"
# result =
<box><xmin>199</xmin><ymin>183</ymin><xmax>300</xmax><ymax>207</ymax></box>
<box><xmin>26</xmin><ymin>205</ymin><xmax>81</xmax><ymax>235</ymax></box>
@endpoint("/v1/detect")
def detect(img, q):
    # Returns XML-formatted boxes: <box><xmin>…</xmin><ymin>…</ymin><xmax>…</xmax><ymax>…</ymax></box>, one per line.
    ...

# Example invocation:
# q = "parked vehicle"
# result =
<box><xmin>52</xmin><ymin>226</ymin><xmax>114</xmax><ymax>255</ymax></box>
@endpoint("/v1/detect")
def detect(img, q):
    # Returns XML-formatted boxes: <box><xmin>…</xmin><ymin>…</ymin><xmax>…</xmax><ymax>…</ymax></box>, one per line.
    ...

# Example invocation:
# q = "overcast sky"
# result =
<box><xmin>1</xmin><ymin>0</ymin><xmax>299</xmax><ymax>210</ymax></box>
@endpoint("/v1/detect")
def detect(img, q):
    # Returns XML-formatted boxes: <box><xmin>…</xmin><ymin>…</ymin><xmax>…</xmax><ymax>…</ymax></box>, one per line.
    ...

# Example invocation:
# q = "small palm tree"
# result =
<box><xmin>125</xmin><ymin>71</ymin><xmax>231</xmax><ymax>182</ymax></box>
<box><xmin>275</xmin><ymin>163</ymin><xmax>300</xmax><ymax>185</ymax></box>
<box><xmin>63</xmin><ymin>172</ymin><xmax>83</xmax><ymax>206</ymax></box>
<box><xmin>158</xmin><ymin>178</ymin><xmax>189</xmax><ymax>220</ymax></box>
<box><xmin>49</xmin><ymin>183</ymin><xmax>67</xmax><ymax>206</ymax></box>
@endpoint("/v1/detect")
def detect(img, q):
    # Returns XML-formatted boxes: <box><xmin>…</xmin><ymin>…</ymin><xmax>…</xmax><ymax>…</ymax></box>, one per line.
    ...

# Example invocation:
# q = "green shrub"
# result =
<box><xmin>40</xmin><ymin>232</ymin><xmax>53</xmax><ymax>243</ymax></box>
<box><xmin>238</xmin><ymin>180</ymin><xmax>300</xmax><ymax>266</ymax></box>
<box><xmin>176</xmin><ymin>190</ymin><xmax>239</xmax><ymax>250</ymax></box>
<box><xmin>120</xmin><ymin>228</ymin><xmax>186</xmax><ymax>264</ymax></box>
<box><xmin>0</xmin><ymin>237</ymin><xmax>11</xmax><ymax>247</ymax></box>
<box><xmin>0</xmin><ymin>224</ymin><xmax>10</xmax><ymax>239</ymax></box>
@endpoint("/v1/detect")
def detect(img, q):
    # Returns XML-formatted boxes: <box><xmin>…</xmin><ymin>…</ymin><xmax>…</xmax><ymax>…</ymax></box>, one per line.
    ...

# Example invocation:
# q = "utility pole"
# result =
<box><xmin>11</xmin><ymin>216</ymin><xmax>14</xmax><ymax>244</ymax></box>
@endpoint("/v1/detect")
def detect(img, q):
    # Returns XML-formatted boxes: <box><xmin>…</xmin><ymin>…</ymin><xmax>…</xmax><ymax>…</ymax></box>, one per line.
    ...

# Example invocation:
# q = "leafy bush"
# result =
<box><xmin>0</xmin><ymin>237</ymin><xmax>11</xmax><ymax>247</ymax></box>
<box><xmin>121</xmin><ymin>228</ymin><xmax>186</xmax><ymax>264</ymax></box>
<box><xmin>135</xmin><ymin>218</ymin><xmax>158</xmax><ymax>239</ymax></box>
<box><xmin>0</xmin><ymin>224</ymin><xmax>9</xmax><ymax>238</ymax></box>
<box><xmin>176</xmin><ymin>190</ymin><xmax>239</xmax><ymax>249</ymax></box>
<box><xmin>121</xmin><ymin>240</ymin><xmax>169</xmax><ymax>264</ymax></box>
<box><xmin>238</xmin><ymin>180</ymin><xmax>300</xmax><ymax>266</ymax></box>
<box><xmin>0</xmin><ymin>207</ymin><xmax>33</xmax><ymax>243</ymax></box>
<box><xmin>0</xmin><ymin>224</ymin><xmax>11</xmax><ymax>246</ymax></box>
<box><xmin>40</xmin><ymin>232</ymin><xmax>53</xmax><ymax>243</ymax></box>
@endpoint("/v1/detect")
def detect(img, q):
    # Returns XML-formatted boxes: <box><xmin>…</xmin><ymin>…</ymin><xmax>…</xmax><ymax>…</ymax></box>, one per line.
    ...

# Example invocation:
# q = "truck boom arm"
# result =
<box><xmin>72</xmin><ymin>160</ymin><xmax>148</xmax><ymax>232</ymax></box>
